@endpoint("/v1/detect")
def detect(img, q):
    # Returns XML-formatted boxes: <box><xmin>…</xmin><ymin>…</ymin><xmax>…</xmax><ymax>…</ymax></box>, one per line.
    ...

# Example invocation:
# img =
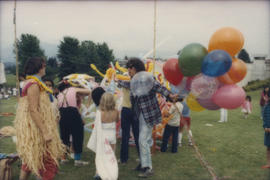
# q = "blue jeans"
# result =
<box><xmin>120</xmin><ymin>107</ymin><xmax>140</xmax><ymax>163</ymax></box>
<box><xmin>161</xmin><ymin>124</ymin><xmax>179</xmax><ymax>153</ymax></box>
<box><xmin>138</xmin><ymin>114</ymin><xmax>153</xmax><ymax>169</ymax></box>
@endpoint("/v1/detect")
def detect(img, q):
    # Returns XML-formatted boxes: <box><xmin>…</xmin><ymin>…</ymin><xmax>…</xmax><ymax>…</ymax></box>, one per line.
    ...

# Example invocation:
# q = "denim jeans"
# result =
<box><xmin>138</xmin><ymin>113</ymin><xmax>153</xmax><ymax>169</ymax></box>
<box><xmin>161</xmin><ymin>124</ymin><xmax>179</xmax><ymax>153</ymax></box>
<box><xmin>120</xmin><ymin>107</ymin><xmax>140</xmax><ymax>163</ymax></box>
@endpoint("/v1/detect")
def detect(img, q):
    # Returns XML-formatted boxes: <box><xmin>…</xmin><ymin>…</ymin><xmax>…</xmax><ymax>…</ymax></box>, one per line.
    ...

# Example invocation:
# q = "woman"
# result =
<box><xmin>57</xmin><ymin>80</ymin><xmax>91</xmax><ymax>166</ymax></box>
<box><xmin>260</xmin><ymin>86</ymin><xmax>269</xmax><ymax>119</ymax></box>
<box><xmin>14</xmin><ymin>57</ymin><xmax>64</xmax><ymax>180</ymax></box>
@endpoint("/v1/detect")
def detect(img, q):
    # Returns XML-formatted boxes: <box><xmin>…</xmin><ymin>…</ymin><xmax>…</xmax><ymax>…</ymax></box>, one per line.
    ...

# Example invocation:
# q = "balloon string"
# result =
<box><xmin>188</xmin><ymin>132</ymin><xmax>219</xmax><ymax>180</ymax></box>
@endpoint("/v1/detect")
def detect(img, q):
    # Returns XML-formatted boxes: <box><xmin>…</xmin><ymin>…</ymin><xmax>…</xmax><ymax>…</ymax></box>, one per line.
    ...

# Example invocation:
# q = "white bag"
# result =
<box><xmin>87</xmin><ymin>110</ymin><xmax>118</xmax><ymax>180</ymax></box>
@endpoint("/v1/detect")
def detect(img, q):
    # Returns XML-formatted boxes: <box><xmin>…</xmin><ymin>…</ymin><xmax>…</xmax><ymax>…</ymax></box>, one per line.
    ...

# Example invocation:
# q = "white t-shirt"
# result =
<box><xmin>168</xmin><ymin>102</ymin><xmax>183</xmax><ymax>127</ymax></box>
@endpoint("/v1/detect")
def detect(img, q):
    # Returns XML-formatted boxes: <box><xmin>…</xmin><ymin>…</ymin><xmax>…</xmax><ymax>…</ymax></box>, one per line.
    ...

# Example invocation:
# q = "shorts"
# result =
<box><xmin>180</xmin><ymin>117</ymin><xmax>191</xmax><ymax>128</ymax></box>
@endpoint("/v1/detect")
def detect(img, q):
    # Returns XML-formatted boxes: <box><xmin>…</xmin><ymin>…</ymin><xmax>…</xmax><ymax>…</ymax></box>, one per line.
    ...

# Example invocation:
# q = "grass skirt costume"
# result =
<box><xmin>14</xmin><ymin>78</ymin><xmax>65</xmax><ymax>177</ymax></box>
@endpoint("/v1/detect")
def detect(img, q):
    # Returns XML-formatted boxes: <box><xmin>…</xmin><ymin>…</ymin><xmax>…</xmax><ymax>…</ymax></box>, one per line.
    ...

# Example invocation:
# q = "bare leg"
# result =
<box><xmin>267</xmin><ymin>147</ymin><xmax>270</xmax><ymax>165</ymax></box>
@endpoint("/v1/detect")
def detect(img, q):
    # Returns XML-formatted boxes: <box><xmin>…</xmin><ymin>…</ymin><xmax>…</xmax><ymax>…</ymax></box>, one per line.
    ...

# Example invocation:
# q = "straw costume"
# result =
<box><xmin>14</xmin><ymin>76</ymin><xmax>65</xmax><ymax>177</ymax></box>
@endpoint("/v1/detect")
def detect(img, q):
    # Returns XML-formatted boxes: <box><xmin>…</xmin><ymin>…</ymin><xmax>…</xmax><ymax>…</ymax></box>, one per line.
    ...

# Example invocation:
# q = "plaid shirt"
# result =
<box><xmin>118</xmin><ymin>79</ymin><xmax>171</xmax><ymax>127</ymax></box>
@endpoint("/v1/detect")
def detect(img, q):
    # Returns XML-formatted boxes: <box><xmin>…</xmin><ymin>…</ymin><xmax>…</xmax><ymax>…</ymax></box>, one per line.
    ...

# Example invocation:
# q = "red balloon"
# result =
<box><xmin>163</xmin><ymin>58</ymin><xmax>184</xmax><ymax>85</ymax></box>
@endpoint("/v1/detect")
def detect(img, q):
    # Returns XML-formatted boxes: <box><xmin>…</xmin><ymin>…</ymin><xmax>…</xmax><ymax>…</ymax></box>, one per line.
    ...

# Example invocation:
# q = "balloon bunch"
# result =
<box><xmin>163</xmin><ymin>27</ymin><xmax>247</xmax><ymax>111</ymax></box>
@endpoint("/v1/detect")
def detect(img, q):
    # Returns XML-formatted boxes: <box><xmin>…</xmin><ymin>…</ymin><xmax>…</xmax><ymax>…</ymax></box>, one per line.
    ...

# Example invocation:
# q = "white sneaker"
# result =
<box><xmin>188</xmin><ymin>142</ymin><xmax>193</xmax><ymax>146</ymax></box>
<box><xmin>179</xmin><ymin>143</ymin><xmax>182</xmax><ymax>147</ymax></box>
<box><xmin>74</xmin><ymin>160</ymin><xmax>89</xmax><ymax>166</ymax></box>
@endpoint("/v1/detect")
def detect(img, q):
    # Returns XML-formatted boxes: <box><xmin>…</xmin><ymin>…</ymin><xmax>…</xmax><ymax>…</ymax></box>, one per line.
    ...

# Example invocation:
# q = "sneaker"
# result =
<box><xmin>134</xmin><ymin>163</ymin><xmax>144</xmax><ymax>172</ymax></box>
<box><xmin>138</xmin><ymin>167</ymin><xmax>154</xmax><ymax>178</ymax></box>
<box><xmin>188</xmin><ymin>142</ymin><xmax>193</xmax><ymax>146</ymax></box>
<box><xmin>179</xmin><ymin>143</ymin><xmax>182</xmax><ymax>147</ymax></box>
<box><xmin>74</xmin><ymin>160</ymin><xmax>89</xmax><ymax>167</ymax></box>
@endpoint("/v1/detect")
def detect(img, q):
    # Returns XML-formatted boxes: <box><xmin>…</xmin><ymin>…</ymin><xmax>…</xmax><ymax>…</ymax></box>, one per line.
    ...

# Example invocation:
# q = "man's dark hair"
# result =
<box><xmin>24</xmin><ymin>57</ymin><xmax>45</xmax><ymax>75</ymax></box>
<box><xmin>126</xmin><ymin>57</ymin><xmax>145</xmax><ymax>72</ymax></box>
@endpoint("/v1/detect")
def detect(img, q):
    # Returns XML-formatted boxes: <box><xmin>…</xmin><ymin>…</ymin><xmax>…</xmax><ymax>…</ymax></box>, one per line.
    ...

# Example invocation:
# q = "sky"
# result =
<box><xmin>0</xmin><ymin>0</ymin><xmax>269</xmax><ymax>62</ymax></box>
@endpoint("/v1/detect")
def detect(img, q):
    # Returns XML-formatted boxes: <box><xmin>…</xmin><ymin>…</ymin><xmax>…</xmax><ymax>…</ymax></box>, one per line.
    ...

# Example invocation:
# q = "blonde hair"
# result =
<box><xmin>99</xmin><ymin>92</ymin><xmax>116</xmax><ymax>111</ymax></box>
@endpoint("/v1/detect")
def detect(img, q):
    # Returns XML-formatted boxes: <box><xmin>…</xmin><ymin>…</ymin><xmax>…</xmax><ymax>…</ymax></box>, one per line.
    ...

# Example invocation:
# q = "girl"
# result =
<box><xmin>260</xmin><ymin>87</ymin><xmax>269</xmax><ymax>119</ymax></box>
<box><xmin>99</xmin><ymin>92</ymin><xmax>119</xmax><ymax>152</ymax></box>
<box><xmin>88</xmin><ymin>92</ymin><xmax>119</xmax><ymax>180</ymax></box>
<box><xmin>241</xmin><ymin>95</ymin><xmax>252</xmax><ymax>119</ymax></box>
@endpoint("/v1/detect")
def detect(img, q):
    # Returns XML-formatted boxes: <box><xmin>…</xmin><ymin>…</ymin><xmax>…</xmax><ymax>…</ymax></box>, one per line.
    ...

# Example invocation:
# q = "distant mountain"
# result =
<box><xmin>40</xmin><ymin>42</ymin><xmax>58</xmax><ymax>58</ymax></box>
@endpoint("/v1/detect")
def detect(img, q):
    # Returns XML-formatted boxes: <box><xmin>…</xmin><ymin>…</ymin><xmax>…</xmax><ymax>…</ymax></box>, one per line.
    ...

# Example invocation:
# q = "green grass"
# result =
<box><xmin>1</xmin><ymin>90</ymin><xmax>270</xmax><ymax>180</ymax></box>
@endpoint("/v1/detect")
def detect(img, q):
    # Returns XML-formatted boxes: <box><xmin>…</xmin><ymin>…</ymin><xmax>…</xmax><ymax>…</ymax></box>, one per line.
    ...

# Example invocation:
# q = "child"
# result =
<box><xmin>262</xmin><ymin>91</ymin><xmax>270</xmax><ymax>169</ymax></box>
<box><xmin>99</xmin><ymin>92</ymin><xmax>119</xmax><ymax>152</ymax></box>
<box><xmin>241</xmin><ymin>95</ymin><xmax>252</xmax><ymax>119</ymax></box>
<box><xmin>179</xmin><ymin>101</ymin><xmax>193</xmax><ymax>147</ymax></box>
<box><xmin>88</xmin><ymin>92</ymin><xmax>119</xmax><ymax>180</ymax></box>
<box><xmin>161</xmin><ymin>98</ymin><xmax>183</xmax><ymax>153</ymax></box>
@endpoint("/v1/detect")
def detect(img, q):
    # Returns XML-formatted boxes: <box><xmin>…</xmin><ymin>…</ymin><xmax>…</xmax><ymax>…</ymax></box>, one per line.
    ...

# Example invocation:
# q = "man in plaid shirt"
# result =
<box><xmin>118</xmin><ymin>58</ymin><xmax>178</xmax><ymax>178</ymax></box>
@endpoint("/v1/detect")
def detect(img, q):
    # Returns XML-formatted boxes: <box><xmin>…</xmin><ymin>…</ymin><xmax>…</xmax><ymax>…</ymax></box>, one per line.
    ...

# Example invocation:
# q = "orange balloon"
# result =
<box><xmin>208</xmin><ymin>27</ymin><xmax>244</xmax><ymax>57</ymax></box>
<box><xmin>217</xmin><ymin>58</ymin><xmax>247</xmax><ymax>84</ymax></box>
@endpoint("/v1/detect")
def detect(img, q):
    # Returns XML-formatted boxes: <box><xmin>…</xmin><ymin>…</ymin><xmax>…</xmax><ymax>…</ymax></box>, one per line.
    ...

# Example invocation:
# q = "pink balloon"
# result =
<box><xmin>212</xmin><ymin>84</ymin><xmax>246</xmax><ymax>109</ymax></box>
<box><xmin>197</xmin><ymin>98</ymin><xmax>220</xmax><ymax>110</ymax></box>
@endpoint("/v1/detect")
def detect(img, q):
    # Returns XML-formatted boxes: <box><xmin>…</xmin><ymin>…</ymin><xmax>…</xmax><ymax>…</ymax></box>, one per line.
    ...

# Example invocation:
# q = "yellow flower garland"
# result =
<box><xmin>26</xmin><ymin>76</ymin><xmax>53</xmax><ymax>94</ymax></box>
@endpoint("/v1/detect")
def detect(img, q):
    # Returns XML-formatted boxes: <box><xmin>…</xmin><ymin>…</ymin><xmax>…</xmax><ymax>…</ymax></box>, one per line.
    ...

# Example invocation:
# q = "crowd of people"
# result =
<box><xmin>4</xmin><ymin>56</ymin><xmax>270</xmax><ymax>179</ymax></box>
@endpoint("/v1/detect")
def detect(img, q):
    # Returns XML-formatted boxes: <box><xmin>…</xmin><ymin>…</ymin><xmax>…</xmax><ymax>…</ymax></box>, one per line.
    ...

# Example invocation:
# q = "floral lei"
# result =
<box><xmin>26</xmin><ymin>75</ymin><xmax>53</xmax><ymax>94</ymax></box>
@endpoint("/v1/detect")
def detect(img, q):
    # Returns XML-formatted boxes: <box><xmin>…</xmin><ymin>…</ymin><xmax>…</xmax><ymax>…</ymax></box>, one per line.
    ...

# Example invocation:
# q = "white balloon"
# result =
<box><xmin>130</xmin><ymin>71</ymin><xmax>154</xmax><ymax>97</ymax></box>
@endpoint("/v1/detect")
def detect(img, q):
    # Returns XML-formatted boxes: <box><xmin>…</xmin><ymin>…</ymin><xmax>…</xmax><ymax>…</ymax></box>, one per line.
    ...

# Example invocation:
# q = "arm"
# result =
<box><xmin>117</xmin><ymin>80</ymin><xmax>130</xmax><ymax>89</ymax></box>
<box><xmin>75</xmin><ymin>87</ymin><xmax>91</xmax><ymax>95</ymax></box>
<box><xmin>153</xmin><ymin>80</ymin><xmax>178</xmax><ymax>101</ymax></box>
<box><xmin>27</xmin><ymin>84</ymin><xmax>52</xmax><ymax>142</ymax></box>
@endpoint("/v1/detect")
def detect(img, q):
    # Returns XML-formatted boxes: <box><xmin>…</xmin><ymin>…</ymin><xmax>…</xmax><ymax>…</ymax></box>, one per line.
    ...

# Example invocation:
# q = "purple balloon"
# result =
<box><xmin>212</xmin><ymin>84</ymin><xmax>246</xmax><ymax>109</ymax></box>
<box><xmin>197</xmin><ymin>98</ymin><xmax>220</xmax><ymax>110</ymax></box>
<box><xmin>191</xmin><ymin>74</ymin><xmax>220</xmax><ymax>99</ymax></box>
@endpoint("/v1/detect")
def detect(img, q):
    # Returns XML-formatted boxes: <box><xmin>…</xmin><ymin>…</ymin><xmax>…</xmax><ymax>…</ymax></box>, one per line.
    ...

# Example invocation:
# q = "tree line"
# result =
<box><xmin>13</xmin><ymin>34</ymin><xmax>115</xmax><ymax>82</ymax></box>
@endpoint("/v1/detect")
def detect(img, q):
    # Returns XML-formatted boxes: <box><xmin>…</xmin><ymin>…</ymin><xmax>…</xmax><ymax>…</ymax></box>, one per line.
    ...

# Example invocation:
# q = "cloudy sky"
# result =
<box><xmin>0</xmin><ymin>0</ymin><xmax>269</xmax><ymax>62</ymax></box>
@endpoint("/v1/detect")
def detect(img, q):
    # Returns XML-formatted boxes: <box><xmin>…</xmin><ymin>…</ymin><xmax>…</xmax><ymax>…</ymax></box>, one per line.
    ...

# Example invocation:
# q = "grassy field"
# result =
<box><xmin>1</xmin><ymin>90</ymin><xmax>270</xmax><ymax>180</ymax></box>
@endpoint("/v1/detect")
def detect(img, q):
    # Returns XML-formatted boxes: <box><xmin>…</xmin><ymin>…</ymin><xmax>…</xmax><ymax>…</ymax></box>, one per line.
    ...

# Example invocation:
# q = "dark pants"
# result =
<box><xmin>59</xmin><ymin>107</ymin><xmax>84</xmax><ymax>154</ymax></box>
<box><xmin>120</xmin><ymin>107</ymin><xmax>140</xmax><ymax>163</ymax></box>
<box><xmin>161</xmin><ymin>124</ymin><xmax>179</xmax><ymax>153</ymax></box>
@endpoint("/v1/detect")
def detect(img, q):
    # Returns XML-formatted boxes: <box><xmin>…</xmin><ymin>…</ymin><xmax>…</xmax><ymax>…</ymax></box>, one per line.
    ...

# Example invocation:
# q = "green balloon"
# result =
<box><xmin>178</xmin><ymin>43</ymin><xmax>208</xmax><ymax>76</ymax></box>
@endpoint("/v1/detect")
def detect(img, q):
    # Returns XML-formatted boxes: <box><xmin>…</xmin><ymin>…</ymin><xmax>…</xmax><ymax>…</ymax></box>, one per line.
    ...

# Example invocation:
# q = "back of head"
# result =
<box><xmin>99</xmin><ymin>92</ymin><xmax>116</xmax><ymax>111</ymax></box>
<box><xmin>24</xmin><ymin>57</ymin><xmax>45</xmax><ymax>75</ymax></box>
<box><xmin>246</xmin><ymin>95</ymin><xmax>252</xmax><ymax>102</ymax></box>
<box><xmin>126</xmin><ymin>57</ymin><xmax>145</xmax><ymax>72</ymax></box>
<box><xmin>58</xmin><ymin>81</ymin><xmax>71</xmax><ymax>92</ymax></box>
<box><xmin>92</xmin><ymin>87</ymin><xmax>106</xmax><ymax>106</ymax></box>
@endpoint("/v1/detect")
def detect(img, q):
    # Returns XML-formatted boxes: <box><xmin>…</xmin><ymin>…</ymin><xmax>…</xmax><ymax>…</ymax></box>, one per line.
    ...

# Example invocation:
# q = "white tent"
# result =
<box><xmin>0</xmin><ymin>62</ymin><xmax>7</xmax><ymax>84</ymax></box>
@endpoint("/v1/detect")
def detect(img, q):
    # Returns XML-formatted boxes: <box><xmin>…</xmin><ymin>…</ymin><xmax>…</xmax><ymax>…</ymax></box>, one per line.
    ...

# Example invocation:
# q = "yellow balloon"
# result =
<box><xmin>186</xmin><ymin>93</ymin><xmax>205</xmax><ymax>112</ymax></box>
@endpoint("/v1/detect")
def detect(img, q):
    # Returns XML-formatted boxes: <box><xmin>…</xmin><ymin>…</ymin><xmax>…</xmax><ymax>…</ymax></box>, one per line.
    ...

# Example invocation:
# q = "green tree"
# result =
<box><xmin>46</xmin><ymin>57</ymin><xmax>58</xmax><ymax>80</ymax></box>
<box><xmin>237</xmin><ymin>49</ymin><xmax>252</xmax><ymax>63</ymax></box>
<box><xmin>57</xmin><ymin>36</ymin><xmax>80</xmax><ymax>79</ymax></box>
<box><xmin>79</xmin><ymin>41</ymin><xmax>100</xmax><ymax>76</ymax></box>
<box><xmin>96</xmin><ymin>42</ymin><xmax>115</xmax><ymax>79</ymax></box>
<box><xmin>15</xmin><ymin>34</ymin><xmax>45</xmax><ymax>73</ymax></box>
